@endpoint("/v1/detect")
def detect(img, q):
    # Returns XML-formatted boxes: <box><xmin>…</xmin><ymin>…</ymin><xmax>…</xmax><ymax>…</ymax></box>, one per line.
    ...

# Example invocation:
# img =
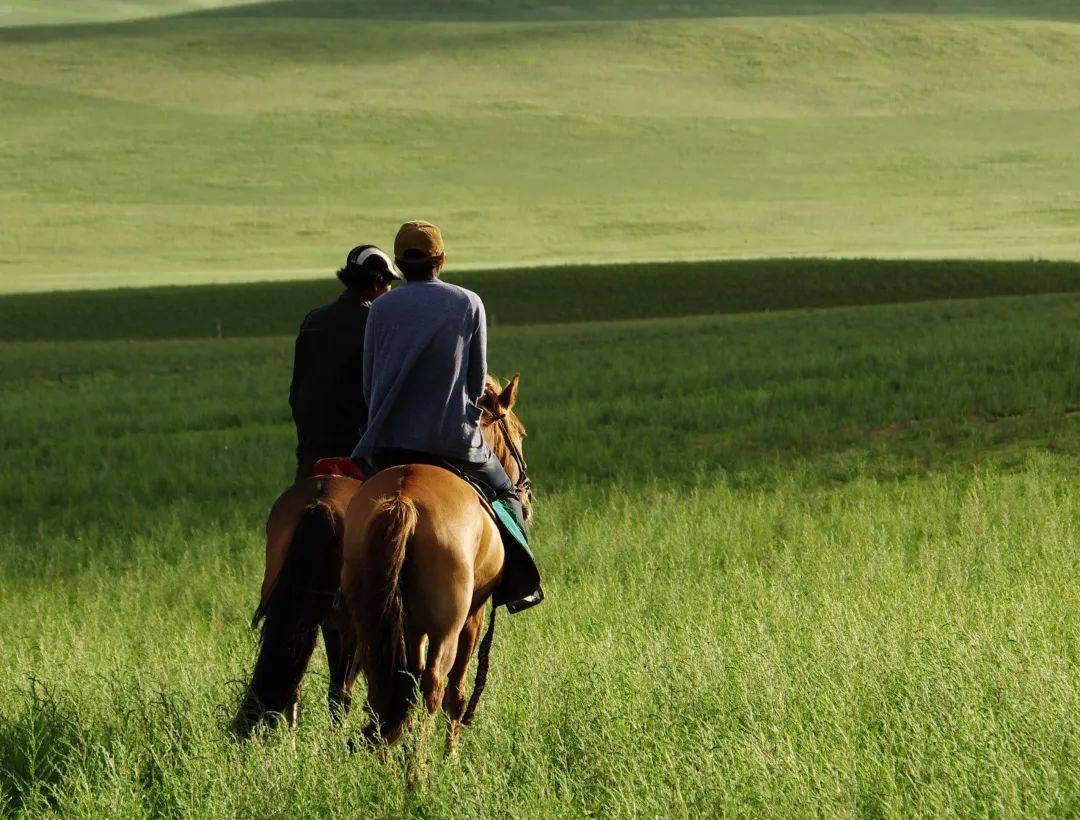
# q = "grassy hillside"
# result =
<box><xmin>3</xmin><ymin>1</ymin><xmax>1080</xmax><ymax>292</ymax></box>
<box><xmin>1</xmin><ymin>276</ymin><xmax>1077</xmax><ymax>814</ymax></box>
<box><xmin>0</xmin><ymin>0</ymin><xmax>261</xmax><ymax>27</ymax></box>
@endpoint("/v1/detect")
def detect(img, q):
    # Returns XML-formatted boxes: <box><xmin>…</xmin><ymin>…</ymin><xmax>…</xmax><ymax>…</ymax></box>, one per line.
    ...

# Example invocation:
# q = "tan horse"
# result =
<box><xmin>342</xmin><ymin>373</ymin><xmax>531</xmax><ymax>748</ymax></box>
<box><xmin>233</xmin><ymin>472</ymin><xmax>365</xmax><ymax>736</ymax></box>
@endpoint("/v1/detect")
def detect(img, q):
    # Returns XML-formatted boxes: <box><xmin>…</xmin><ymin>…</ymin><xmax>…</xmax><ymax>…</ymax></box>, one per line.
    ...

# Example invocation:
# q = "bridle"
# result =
<box><xmin>484</xmin><ymin>409</ymin><xmax>531</xmax><ymax>501</ymax></box>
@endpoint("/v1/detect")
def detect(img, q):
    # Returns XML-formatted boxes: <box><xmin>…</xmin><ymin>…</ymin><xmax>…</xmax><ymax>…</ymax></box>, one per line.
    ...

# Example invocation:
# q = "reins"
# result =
<box><xmin>461</xmin><ymin>604</ymin><xmax>496</xmax><ymax>725</ymax></box>
<box><xmin>461</xmin><ymin>395</ymin><xmax>527</xmax><ymax>724</ymax></box>
<box><xmin>484</xmin><ymin>409</ymin><xmax>531</xmax><ymax>498</ymax></box>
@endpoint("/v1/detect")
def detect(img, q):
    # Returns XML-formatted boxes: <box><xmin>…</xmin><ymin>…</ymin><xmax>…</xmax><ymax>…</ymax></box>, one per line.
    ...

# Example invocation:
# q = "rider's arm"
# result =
<box><xmin>468</xmin><ymin>298</ymin><xmax>488</xmax><ymax>402</ymax></box>
<box><xmin>289</xmin><ymin>317</ymin><xmax>317</xmax><ymax>424</ymax></box>
<box><xmin>288</xmin><ymin>334</ymin><xmax>304</xmax><ymax>419</ymax></box>
<box><xmin>362</xmin><ymin>310</ymin><xmax>376</xmax><ymax>407</ymax></box>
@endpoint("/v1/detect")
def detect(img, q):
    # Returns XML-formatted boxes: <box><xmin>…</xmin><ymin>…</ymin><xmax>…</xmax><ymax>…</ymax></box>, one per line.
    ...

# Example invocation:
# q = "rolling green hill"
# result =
<box><xmin>2</xmin><ymin>0</ymin><xmax>1079</xmax><ymax>292</ymax></box>
<box><xmin>0</xmin><ymin>0</ymin><xmax>260</xmax><ymax>27</ymax></box>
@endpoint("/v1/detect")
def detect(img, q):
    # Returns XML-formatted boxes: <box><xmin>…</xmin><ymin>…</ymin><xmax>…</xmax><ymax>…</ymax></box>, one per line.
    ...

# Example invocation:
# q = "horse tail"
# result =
<box><xmin>462</xmin><ymin>603</ymin><xmax>496</xmax><ymax>726</ymax></box>
<box><xmin>234</xmin><ymin>500</ymin><xmax>340</xmax><ymax>736</ymax></box>
<box><xmin>357</xmin><ymin>493</ymin><xmax>418</xmax><ymax>744</ymax></box>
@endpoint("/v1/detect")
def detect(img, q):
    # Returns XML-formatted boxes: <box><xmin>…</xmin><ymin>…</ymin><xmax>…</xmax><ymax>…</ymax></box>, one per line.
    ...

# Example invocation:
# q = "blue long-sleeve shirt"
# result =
<box><xmin>352</xmin><ymin>278</ymin><xmax>490</xmax><ymax>463</ymax></box>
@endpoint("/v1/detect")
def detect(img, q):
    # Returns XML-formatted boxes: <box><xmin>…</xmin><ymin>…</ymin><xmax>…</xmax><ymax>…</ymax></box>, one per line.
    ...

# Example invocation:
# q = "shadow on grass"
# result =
<box><xmin>2</xmin><ymin>258</ymin><xmax>1078</xmax><ymax>342</ymax></box>
<box><xmin>152</xmin><ymin>0</ymin><xmax>1080</xmax><ymax>23</ymax></box>
<box><xmin>4</xmin><ymin>0</ymin><xmax>1078</xmax><ymax>42</ymax></box>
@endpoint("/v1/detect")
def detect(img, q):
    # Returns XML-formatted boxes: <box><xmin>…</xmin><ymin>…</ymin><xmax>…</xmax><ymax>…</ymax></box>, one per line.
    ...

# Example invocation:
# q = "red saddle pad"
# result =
<box><xmin>311</xmin><ymin>457</ymin><xmax>368</xmax><ymax>481</ymax></box>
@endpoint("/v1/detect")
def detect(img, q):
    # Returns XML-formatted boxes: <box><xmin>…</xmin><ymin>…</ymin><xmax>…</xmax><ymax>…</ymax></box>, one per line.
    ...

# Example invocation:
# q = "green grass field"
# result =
<box><xmin>1</xmin><ymin>263</ymin><xmax>1078</xmax><ymax>815</ymax></box>
<box><xmin>3</xmin><ymin>0</ymin><xmax>1080</xmax><ymax>292</ymax></box>
<box><xmin>2</xmin><ymin>0</ymin><xmax>1079</xmax><ymax>815</ymax></box>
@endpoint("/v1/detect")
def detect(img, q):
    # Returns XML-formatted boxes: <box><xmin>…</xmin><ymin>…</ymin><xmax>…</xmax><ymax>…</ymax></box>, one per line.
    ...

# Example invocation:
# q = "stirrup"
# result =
<box><xmin>505</xmin><ymin>585</ymin><xmax>544</xmax><ymax>614</ymax></box>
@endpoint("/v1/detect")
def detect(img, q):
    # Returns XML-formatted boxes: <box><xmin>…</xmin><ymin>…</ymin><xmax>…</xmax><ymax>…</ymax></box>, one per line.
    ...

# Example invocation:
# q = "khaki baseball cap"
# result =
<box><xmin>394</xmin><ymin>220</ymin><xmax>444</xmax><ymax>263</ymax></box>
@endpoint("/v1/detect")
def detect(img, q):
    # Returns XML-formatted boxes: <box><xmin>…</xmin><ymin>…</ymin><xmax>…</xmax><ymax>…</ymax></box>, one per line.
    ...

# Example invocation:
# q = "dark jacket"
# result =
<box><xmin>289</xmin><ymin>289</ymin><xmax>371</xmax><ymax>472</ymax></box>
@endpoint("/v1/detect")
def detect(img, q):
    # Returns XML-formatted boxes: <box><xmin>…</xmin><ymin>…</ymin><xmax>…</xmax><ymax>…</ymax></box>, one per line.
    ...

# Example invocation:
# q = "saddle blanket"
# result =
<box><xmin>312</xmin><ymin>457</ymin><xmax>368</xmax><ymax>481</ymax></box>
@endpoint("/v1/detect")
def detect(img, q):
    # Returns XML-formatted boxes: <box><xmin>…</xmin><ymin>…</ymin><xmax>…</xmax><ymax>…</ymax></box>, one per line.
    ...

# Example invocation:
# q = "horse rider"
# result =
<box><xmin>289</xmin><ymin>244</ymin><xmax>401</xmax><ymax>481</ymax></box>
<box><xmin>352</xmin><ymin>220</ymin><xmax>543</xmax><ymax>612</ymax></box>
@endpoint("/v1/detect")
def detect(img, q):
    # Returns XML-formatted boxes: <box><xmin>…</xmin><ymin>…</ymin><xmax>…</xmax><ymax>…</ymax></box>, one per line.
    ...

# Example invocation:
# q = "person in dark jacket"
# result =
<box><xmin>289</xmin><ymin>244</ymin><xmax>401</xmax><ymax>481</ymax></box>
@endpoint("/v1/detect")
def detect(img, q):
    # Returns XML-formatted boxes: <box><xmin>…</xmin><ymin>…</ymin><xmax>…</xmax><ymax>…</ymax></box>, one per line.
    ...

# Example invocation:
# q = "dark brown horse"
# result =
<box><xmin>341</xmin><ymin>373</ymin><xmax>531</xmax><ymax>749</ymax></box>
<box><xmin>233</xmin><ymin>472</ymin><xmax>365</xmax><ymax>736</ymax></box>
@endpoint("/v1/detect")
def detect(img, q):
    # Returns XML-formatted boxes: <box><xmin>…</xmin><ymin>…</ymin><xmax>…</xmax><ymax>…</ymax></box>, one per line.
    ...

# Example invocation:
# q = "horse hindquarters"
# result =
<box><xmin>234</xmin><ymin>501</ymin><xmax>341</xmax><ymax>736</ymax></box>
<box><xmin>344</xmin><ymin>465</ymin><xmax>498</xmax><ymax>747</ymax></box>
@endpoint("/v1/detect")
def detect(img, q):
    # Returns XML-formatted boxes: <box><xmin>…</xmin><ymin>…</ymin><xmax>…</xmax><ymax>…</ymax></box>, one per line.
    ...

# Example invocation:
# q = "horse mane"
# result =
<box><xmin>479</xmin><ymin>375</ymin><xmax>526</xmax><ymax>469</ymax></box>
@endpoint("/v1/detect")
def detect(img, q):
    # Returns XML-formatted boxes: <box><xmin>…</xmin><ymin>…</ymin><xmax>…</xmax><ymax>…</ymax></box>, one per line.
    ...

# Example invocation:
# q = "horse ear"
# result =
<box><xmin>499</xmin><ymin>373</ymin><xmax>521</xmax><ymax>411</ymax></box>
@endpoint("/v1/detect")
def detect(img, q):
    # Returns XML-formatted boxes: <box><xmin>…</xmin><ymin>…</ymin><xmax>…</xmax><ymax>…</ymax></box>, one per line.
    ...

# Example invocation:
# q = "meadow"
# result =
<box><xmin>3</xmin><ymin>0</ymin><xmax>1080</xmax><ymax>292</ymax></box>
<box><xmin>2</xmin><ymin>0</ymin><xmax>1080</xmax><ymax>815</ymax></box>
<box><xmin>1</xmin><ymin>263</ymin><xmax>1078</xmax><ymax>815</ymax></box>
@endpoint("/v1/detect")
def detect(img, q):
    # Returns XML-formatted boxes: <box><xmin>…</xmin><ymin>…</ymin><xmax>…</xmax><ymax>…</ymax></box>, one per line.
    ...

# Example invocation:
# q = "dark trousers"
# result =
<box><xmin>294</xmin><ymin>457</ymin><xmax>316</xmax><ymax>484</ymax></box>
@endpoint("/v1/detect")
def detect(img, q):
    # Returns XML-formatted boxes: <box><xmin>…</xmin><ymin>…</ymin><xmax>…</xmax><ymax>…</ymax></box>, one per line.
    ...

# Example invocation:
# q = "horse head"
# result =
<box><xmin>479</xmin><ymin>373</ymin><xmax>532</xmax><ymax>521</ymax></box>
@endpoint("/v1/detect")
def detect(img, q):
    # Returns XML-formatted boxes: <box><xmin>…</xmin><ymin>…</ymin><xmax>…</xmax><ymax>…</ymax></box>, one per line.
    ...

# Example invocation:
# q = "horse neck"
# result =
<box><xmin>484</xmin><ymin>424</ymin><xmax>517</xmax><ymax>482</ymax></box>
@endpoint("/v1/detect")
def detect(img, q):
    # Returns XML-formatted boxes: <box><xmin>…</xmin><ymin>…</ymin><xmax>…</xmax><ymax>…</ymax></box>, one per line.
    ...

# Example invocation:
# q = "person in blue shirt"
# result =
<box><xmin>353</xmin><ymin>220</ymin><xmax>541</xmax><ymax>612</ymax></box>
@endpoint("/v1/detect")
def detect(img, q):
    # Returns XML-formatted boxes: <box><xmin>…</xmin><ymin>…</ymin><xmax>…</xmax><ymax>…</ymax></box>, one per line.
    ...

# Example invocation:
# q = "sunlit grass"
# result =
<box><xmin>0</xmin><ymin>279</ymin><xmax>1077</xmax><ymax>813</ymax></box>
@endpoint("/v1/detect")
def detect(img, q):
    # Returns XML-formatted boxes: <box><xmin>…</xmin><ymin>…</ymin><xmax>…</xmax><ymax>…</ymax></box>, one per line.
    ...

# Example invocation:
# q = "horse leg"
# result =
<box><xmin>405</xmin><ymin>624</ymin><xmax>461</xmax><ymax>780</ymax></box>
<box><xmin>443</xmin><ymin>607</ymin><xmax>485</xmax><ymax>756</ymax></box>
<box><xmin>234</xmin><ymin>611</ymin><xmax>319</xmax><ymax>736</ymax></box>
<box><xmin>323</xmin><ymin>620</ymin><xmax>359</xmax><ymax>725</ymax></box>
<box><xmin>234</xmin><ymin>501</ymin><xmax>339</xmax><ymax>738</ymax></box>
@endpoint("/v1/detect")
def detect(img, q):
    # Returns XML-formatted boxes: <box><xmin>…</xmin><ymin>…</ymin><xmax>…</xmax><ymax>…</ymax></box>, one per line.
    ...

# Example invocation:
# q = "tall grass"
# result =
<box><xmin>1</xmin><ymin>282</ymin><xmax>1077</xmax><ymax>814</ymax></box>
<box><xmin>1</xmin><ymin>471</ymin><xmax>1076</xmax><ymax>815</ymax></box>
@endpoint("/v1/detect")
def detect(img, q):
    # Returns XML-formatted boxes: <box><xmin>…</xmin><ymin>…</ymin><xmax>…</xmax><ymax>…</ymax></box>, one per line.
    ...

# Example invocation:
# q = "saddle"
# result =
<box><xmin>312</xmin><ymin>457</ymin><xmax>367</xmax><ymax>481</ymax></box>
<box><xmin>313</xmin><ymin>455</ymin><xmax>367</xmax><ymax>481</ymax></box>
<box><xmin>310</xmin><ymin>457</ymin><xmax>540</xmax><ymax>608</ymax></box>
